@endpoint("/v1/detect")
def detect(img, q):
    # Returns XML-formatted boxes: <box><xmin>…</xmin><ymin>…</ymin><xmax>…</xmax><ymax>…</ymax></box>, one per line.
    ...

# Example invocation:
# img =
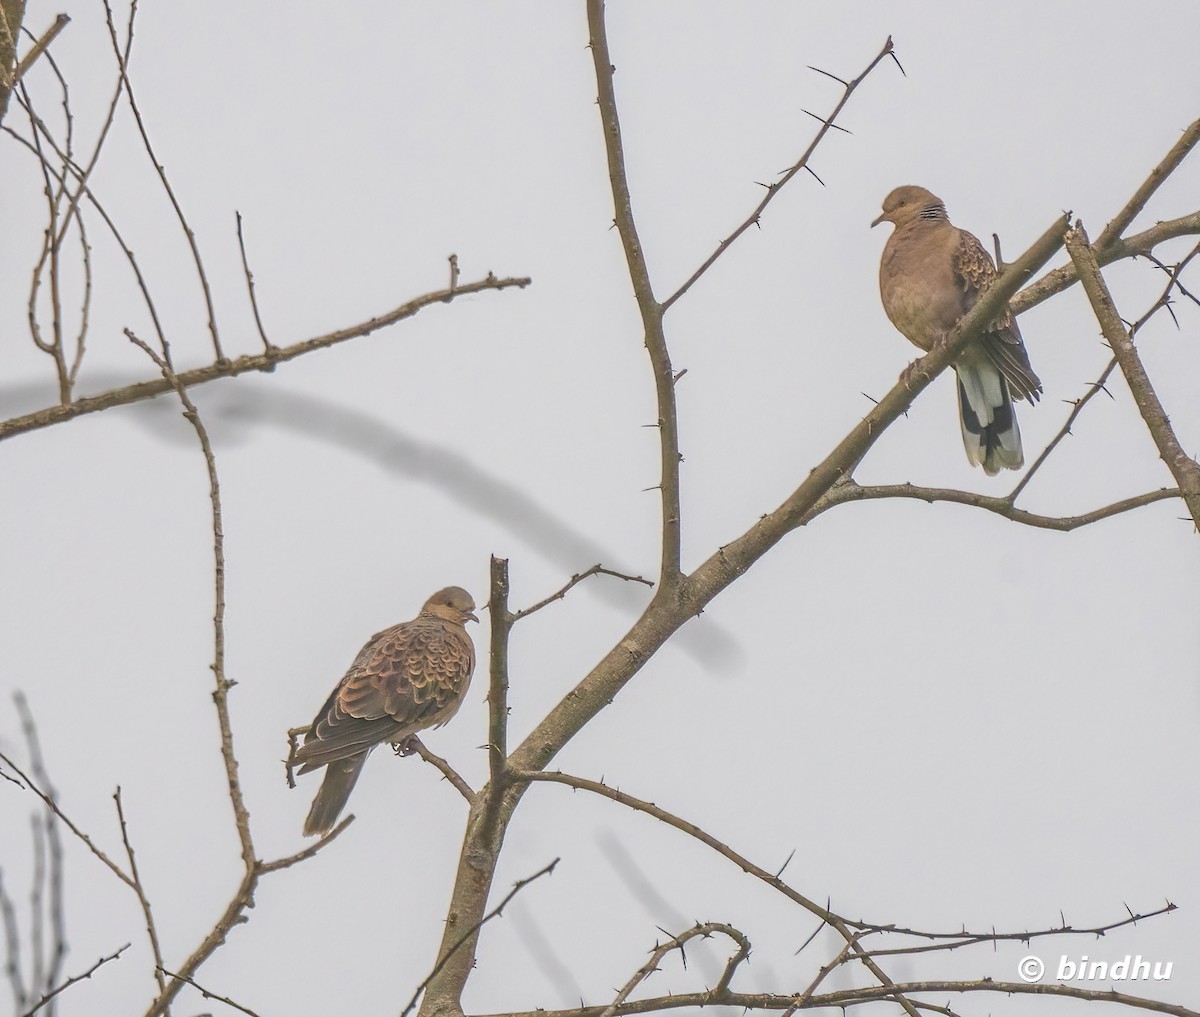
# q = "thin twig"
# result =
<box><xmin>102</xmin><ymin>0</ymin><xmax>225</xmax><ymax>361</ymax></box>
<box><xmin>587</xmin><ymin>0</ymin><xmax>682</xmax><ymax>590</ymax></box>
<box><xmin>20</xmin><ymin>944</ymin><xmax>129</xmax><ymax>1017</ymax></box>
<box><xmin>1013</xmin><ymin>211</ymin><xmax>1200</xmax><ymax>317</ymax></box>
<box><xmin>125</xmin><ymin>328</ymin><xmax>254</xmax><ymax>865</ymax></box>
<box><xmin>235</xmin><ymin>211</ymin><xmax>274</xmax><ymax>352</ymax></box>
<box><xmin>662</xmin><ymin>35</ymin><xmax>896</xmax><ymax>311</ymax></box>
<box><xmin>513</xmin><ymin>565</ymin><xmax>653</xmax><ymax>621</ymax></box>
<box><xmin>1011</xmin><ymin>239</ymin><xmax>1198</xmax><ymax>500</ymax></box>
<box><xmin>126</xmin><ymin>329</ymin><xmax>258</xmax><ymax>1017</ymax></box>
<box><xmin>0</xmin><ymin>273</ymin><xmax>530</xmax><ymax>443</ymax></box>
<box><xmin>1097</xmin><ymin>117</ymin><xmax>1200</xmax><ymax>250</ymax></box>
<box><xmin>255</xmin><ymin>820</ymin><xmax>354</xmax><ymax>875</ymax></box>
<box><xmin>399</xmin><ymin>859</ymin><xmax>559</xmax><ymax>1017</ymax></box>
<box><xmin>600</xmin><ymin>924</ymin><xmax>750</xmax><ymax>1017</ymax></box>
<box><xmin>0</xmin><ymin>750</ymin><xmax>133</xmax><ymax>889</ymax></box>
<box><xmin>779</xmin><ymin>931</ymin><xmax>866</xmax><ymax>1017</ymax></box>
<box><xmin>835</xmin><ymin>481</ymin><xmax>1178</xmax><ymax>531</ymax></box>
<box><xmin>1008</xmin><ymin>354</ymin><xmax>1121</xmax><ymax>500</ymax></box>
<box><xmin>1064</xmin><ymin>223</ymin><xmax>1200</xmax><ymax>528</ymax></box>
<box><xmin>516</xmin><ymin>770</ymin><xmax>832</xmax><ymax>923</ymax></box>
<box><xmin>113</xmin><ymin>789</ymin><xmax>167</xmax><ymax>997</ymax></box>
<box><xmin>397</xmin><ymin>737</ymin><xmax>476</xmax><ymax>805</ymax></box>
<box><xmin>156</xmin><ymin>969</ymin><xmax>261</xmax><ymax>1017</ymax></box>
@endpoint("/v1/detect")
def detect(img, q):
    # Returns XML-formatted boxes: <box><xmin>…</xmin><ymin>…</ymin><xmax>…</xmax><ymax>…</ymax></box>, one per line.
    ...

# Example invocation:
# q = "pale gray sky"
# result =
<box><xmin>2</xmin><ymin>3</ymin><xmax>1198</xmax><ymax>1015</ymax></box>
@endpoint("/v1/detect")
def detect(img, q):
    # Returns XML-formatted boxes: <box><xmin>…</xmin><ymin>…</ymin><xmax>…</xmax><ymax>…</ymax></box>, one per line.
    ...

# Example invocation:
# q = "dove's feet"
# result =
<box><xmin>899</xmin><ymin>358</ymin><xmax>930</xmax><ymax>390</ymax></box>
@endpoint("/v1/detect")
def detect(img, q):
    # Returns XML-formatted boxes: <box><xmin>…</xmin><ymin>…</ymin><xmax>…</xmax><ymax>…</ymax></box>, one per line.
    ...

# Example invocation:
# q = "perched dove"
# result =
<box><xmin>293</xmin><ymin>586</ymin><xmax>477</xmax><ymax>836</ymax></box>
<box><xmin>872</xmin><ymin>185</ymin><xmax>1041</xmax><ymax>474</ymax></box>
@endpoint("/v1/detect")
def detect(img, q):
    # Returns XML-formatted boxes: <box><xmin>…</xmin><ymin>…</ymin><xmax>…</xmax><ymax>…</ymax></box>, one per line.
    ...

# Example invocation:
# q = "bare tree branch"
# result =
<box><xmin>155</xmin><ymin>969</ymin><xmax>261</xmax><ymax>1017</ymax></box>
<box><xmin>0</xmin><ymin>749</ymin><xmax>134</xmax><ymax>891</ymax></box>
<box><xmin>20</xmin><ymin>944</ymin><xmax>129</xmax><ymax>1017</ymax></box>
<box><xmin>255</xmin><ymin>821</ymin><xmax>354</xmax><ymax>875</ymax></box>
<box><xmin>7</xmin><ymin>14</ymin><xmax>68</xmax><ymax>93</ymax></box>
<box><xmin>662</xmin><ymin>35</ymin><xmax>896</xmax><ymax>311</ymax></box>
<box><xmin>101</xmin><ymin>0</ymin><xmax>224</xmax><ymax>361</ymax></box>
<box><xmin>113</xmin><ymin>789</ymin><xmax>167</xmax><ymax>999</ymax></box>
<box><xmin>600</xmin><ymin>924</ymin><xmax>751</xmax><ymax>1017</ymax></box>
<box><xmin>516</xmin><ymin>769</ymin><xmax>832</xmax><ymax>924</ymax></box>
<box><xmin>420</xmin><ymin>10</ymin><xmax>1075</xmax><ymax>1011</ymax></box>
<box><xmin>1015</xmin><ymin>212</ymin><xmax>1200</xmax><ymax>317</ymax></box>
<box><xmin>587</xmin><ymin>0</ymin><xmax>682</xmax><ymax>590</ymax></box>
<box><xmin>1097</xmin><ymin>118</ymin><xmax>1200</xmax><ymax>250</ymax></box>
<box><xmin>401</xmin><ymin>859</ymin><xmax>559</xmax><ymax>1017</ymax></box>
<box><xmin>473</xmin><ymin>977</ymin><xmax>1200</xmax><ymax>1017</ymax></box>
<box><xmin>831</xmin><ymin>481</ymin><xmax>1179</xmax><ymax>531</ymax></box>
<box><xmin>0</xmin><ymin>274</ymin><xmax>530</xmax><ymax>443</ymax></box>
<box><xmin>513</xmin><ymin>565</ymin><xmax>653</xmax><ymax>622</ymax></box>
<box><xmin>486</xmin><ymin>557</ymin><xmax>512</xmax><ymax>798</ymax></box>
<box><xmin>1064</xmin><ymin>223</ymin><xmax>1200</xmax><ymax>528</ymax></box>
<box><xmin>1012</xmin><ymin>237</ymin><xmax>1199</xmax><ymax>499</ymax></box>
<box><xmin>402</xmin><ymin>738</ymin><xmax>476</xmax><ymax>805</ymax></box>
<box><xmin>235</xmin><ymin>211</ymin><xmax>274</xmax><ymax>353</ymax></box>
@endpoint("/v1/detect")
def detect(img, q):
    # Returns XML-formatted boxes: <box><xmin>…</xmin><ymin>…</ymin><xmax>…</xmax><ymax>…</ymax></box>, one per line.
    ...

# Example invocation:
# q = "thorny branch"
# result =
<box><xmin>3</xmin><ymin>7</ymin><xmax>1197</xmax><ymax>1017</ymax></box>
<box><xmin>123</xmin><ymin>330</ymin><xmax>346</xmax><ymax>1015</ymax></box>
<box><xmin>472</xmin><ymin>978</ymin><xmax>1200</xmax><ymax>1017</ymax></box>
<box><xmin>401</xmin><ymin>860</ymin><xmax>559</xmax><ymax>1017</ymax></box>
<box><xmin>401</xmin><ymin>737</ymin><xmax>477</xmax><ymax>805</ymax></box>
<box><xmin>662</xmin><ymin>35</ymin><xmax>896</xmax><ymax>311</ymax></box>
<box><xmin>1064</xmin><ymin>223</ymin><xmax>1200</xmax><ymax>527</ymax></box>
<box><xmin>416</xmin><ymin>13</ymin><xmax>1199</xmax><ymax>1017</ymax></box>
<box><xmin>599</xmin><ymin>924</ymin><xmax>751</xmax><ymax>1017</ymax></box>
<box><xmin>20</xmin><ymin>944</ymin><xmax>129</xmax><ymax>1017</ymax></box>
<box><xmin>1</xmin><ymin>274</ymin><xmax>530</xmax><ymax>443</ymax></box>
<box><xmin>587</xmin><ymin>0</ymin><xmax>681</xmax><ymax>590</ymax></box>
<box><xmin>155</xmin><ymin>969</ymin><xmax>261</xmax><ymax>1017</ymax></box>
<box><xmin>512</xmin><ymin>565</ymin><xmax>654</xmax><ymax>621</ymax></box>
<box><xmin>1011</xmin><ymin>237</ymin><xmax>1200</xmax><ymax>500</ymax></box>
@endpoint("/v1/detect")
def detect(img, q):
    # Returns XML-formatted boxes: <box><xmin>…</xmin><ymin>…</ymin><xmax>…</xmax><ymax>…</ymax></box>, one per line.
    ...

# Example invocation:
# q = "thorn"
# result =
<box><xmin>800</xmin><ymin>108</ymin><xmax>852</xmax><ymax>134</ymax></box>
<box><xmin>774</xmin><ymin>848</ymin><xmax>796</xmax><ymax>878</ymax></box>
<box><xmin>804</xmin><ymin>165</ymin><xmax>826</xmax><ymax>187</ymax></box>
<box><xmin>807</xmin><ymin>65</ymin><xmax>849</xmax><ymax>87</ymax></box>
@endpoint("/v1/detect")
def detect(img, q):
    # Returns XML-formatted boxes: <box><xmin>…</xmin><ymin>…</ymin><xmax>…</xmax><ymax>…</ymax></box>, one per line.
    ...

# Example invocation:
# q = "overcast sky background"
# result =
<box><xmin>2</xmin><ymin>3</ymin><xmax>1198</xmax><ymax>1015</ymax></box>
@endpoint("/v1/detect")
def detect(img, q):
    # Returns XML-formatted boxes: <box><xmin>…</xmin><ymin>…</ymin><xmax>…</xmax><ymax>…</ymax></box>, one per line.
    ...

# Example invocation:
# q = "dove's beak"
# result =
<box><xmin>465</xmin><ymin>611</ymin><xmax>479</xmax><ymax>623</ymax></box>
<box><xmin>870</xmin><ymin>211</ymin><xmax>888</xmax><ymax>228</ymax></box>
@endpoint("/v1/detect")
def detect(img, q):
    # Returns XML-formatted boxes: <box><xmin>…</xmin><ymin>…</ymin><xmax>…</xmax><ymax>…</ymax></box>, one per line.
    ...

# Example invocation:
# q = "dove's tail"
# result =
<box><xmin>304</xmin><ymin>753</ymin><xmax>367</xmax><ymax>836</ymax></box>
<box><xmin>954</xmin><ymin>349</ymin><xmax>1024</xmax><ymax>476</ymax></box>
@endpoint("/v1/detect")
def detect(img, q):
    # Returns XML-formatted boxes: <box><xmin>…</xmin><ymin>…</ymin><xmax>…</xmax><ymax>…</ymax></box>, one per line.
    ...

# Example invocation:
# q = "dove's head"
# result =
<box><xmin>871</xmin><ymin>185</ymin><xmax>945</xmax><ymax>229</ymax></box>
<box><xmin>423</xmin><ymin>586</ymin><xmax>479</xmax><ymax>625</ymax></box>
